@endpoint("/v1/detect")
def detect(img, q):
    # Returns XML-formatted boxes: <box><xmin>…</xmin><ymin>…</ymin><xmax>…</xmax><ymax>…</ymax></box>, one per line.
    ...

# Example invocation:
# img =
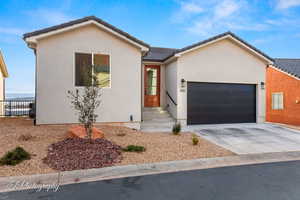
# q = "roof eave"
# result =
<box><xmin>23</xmin><ymin>18</ymin><xmax>149</xmax><ymax>52</ymax></box>
<box><xmin>173</xmin><ymin>32</ymin><xmax>273</xmax><ymax>65</ymax></box>
<box><xmin>0</xmin><ymin>52</ymin><xmax>8</xmax><ymax>78</ymax></box>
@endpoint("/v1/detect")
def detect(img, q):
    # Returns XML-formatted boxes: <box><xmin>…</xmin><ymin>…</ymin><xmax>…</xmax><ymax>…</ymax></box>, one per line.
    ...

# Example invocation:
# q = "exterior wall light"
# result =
<box><xmin>181</xmin><ymin>79</ymin><xmax>186</xmax><ymax>88</ymax></box>
<box><xmin>260</xmin><ymin>82</ymin><xmax>265</xmax><ymax>90</ymax></box>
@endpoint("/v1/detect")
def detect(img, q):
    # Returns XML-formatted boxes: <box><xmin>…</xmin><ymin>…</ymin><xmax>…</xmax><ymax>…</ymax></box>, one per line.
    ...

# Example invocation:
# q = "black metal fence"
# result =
<box><xmin>0</xmin><ymin>100</ymin><xmax>35</xmax><ymax>117</ymax></box>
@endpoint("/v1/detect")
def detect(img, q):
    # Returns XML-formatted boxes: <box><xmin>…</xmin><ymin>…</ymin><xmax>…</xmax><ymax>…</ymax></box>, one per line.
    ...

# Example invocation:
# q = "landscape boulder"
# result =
<box><xmin>67</xmin><ymin>125</ymin><xmax>104</xmax><ymax>139</ymax></box>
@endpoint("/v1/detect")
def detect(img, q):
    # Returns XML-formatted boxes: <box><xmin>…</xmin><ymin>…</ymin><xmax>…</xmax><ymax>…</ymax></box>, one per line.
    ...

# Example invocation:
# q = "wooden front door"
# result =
<box><xmin>144</xmin><ymin>65</ymin><xmax>160</xmax><ymax>107</ymax></box>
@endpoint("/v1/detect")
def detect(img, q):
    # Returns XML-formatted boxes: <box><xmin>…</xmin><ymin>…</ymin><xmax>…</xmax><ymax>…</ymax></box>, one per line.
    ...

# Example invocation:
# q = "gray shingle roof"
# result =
<box><xmin>23</xmin><ymin>16</ymin><xmax>150</xmax><ymax>48</ymax></box>
<box><xmin>273</xmin><ymin>58</ymin><xmax>300</xmax><ymax>79</ymax></box>
<box><xmin>143</xmin><ymin>47</ymin><xmax>178</xmax><ymax>62</ymax></box>
<box><xmin>143</xmin><ymin>32</ymin><xmax>273</xmax><ymax>62</ymax></box>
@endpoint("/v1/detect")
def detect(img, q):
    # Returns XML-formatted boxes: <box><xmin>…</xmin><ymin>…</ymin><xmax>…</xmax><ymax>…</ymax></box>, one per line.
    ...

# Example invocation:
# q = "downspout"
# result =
<box><xmin>34</xmin><ymin>48</ymin><xmax>37</xmax><ymax>125</ymax></box>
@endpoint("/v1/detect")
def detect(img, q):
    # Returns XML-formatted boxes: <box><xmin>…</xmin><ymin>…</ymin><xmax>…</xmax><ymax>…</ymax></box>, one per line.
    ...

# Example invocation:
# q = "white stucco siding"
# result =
<box><xmin>165</xmin><ymin>60</ymin><xmax>178</xmax><ymax>118</ymax></box>
<box><xmin>177</xmin><ymin>39</ymin><xmax>267</xmax><ymax>125</ymax></box>
<box><xmin>36</xmin><ymin>24</ymin><xmax>142</xmax><ymax>124</ymax></box>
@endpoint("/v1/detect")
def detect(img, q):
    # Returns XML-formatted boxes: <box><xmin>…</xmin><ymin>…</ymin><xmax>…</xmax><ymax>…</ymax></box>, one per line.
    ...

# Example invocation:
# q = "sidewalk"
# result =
<box><xmin>2</xmin><ymin>151</ymin><xmax>300</xmax><ymax>192</ymax></box>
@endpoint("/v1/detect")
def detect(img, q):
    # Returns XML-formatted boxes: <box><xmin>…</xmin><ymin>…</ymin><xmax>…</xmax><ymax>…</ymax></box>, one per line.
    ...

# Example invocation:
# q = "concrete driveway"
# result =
<box><xmin>188</xmin><ymin>123</ymin><xmax>300</xmax><ymax>154</ymax></box>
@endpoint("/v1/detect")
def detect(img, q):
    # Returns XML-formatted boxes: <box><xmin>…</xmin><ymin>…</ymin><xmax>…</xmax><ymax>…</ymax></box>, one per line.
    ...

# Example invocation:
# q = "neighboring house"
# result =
<box><xmin>0</xmin><ymin>50</ymin><xmax>9</xmax><ymax>115</ymax></box>
<box><xmin>23</xmin><ymin>16</ymin><xmax>273</xmax><ymax>127</ymax></box>
<box><xmin>266</xmin><ymin>59</ymin><xmax>300</xmax><ymax>125</ymax></box>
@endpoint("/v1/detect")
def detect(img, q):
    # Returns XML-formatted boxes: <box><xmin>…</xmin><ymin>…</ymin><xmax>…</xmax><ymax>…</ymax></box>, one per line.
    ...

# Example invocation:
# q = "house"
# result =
<box><xmin>0</xmin><ymin>50</ymin><xmax>9</xmax><ymax>115</ymax></box>
<box><xmin>266</xmin><ymin>59</ymin><xmax>300</xmax><ymax>125</ymax></box>
<box><xmin>23</xmin><ymin>16</ymin><xmax>273</xmax><ymax>128</ymax></box>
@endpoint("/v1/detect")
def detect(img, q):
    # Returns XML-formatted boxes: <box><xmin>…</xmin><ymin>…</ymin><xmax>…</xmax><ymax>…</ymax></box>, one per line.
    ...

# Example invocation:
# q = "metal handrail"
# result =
<box><xmin>166</xmin><ymin>91</ymin><xmax>177</xmax><ymax>106</ymax></box>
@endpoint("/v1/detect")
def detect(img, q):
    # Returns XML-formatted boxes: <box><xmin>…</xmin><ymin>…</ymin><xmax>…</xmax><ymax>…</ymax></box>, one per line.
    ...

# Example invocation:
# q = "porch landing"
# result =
<box><xmin>141</xmin><ymin>107</ymin><xmax>175</xmax><ymax>132</ymax></box>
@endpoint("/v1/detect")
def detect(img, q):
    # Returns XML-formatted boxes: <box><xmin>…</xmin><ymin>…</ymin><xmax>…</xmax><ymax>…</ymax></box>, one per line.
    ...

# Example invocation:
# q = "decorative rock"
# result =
<box><xmin>67</xmin><ymin>125</ymin><xmax>105</xmax><ymax>139</ymax></box>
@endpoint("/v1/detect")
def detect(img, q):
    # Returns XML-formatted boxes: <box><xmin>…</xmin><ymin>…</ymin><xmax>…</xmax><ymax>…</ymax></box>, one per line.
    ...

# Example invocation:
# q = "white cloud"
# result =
<box><xmin>0</xmin><ymin>27</ymin><xmax>25</xmax><ymax>36</ymax></box>
<box><xmin>276</xmin><ymin>0</ymin><xmax>300</xmax><ymax>9</ymax></box>
<box><xmin>171</xmin><ymin>1</ymin><xmax>204</xmax><ymax>23</ymax></box>
<box><xmin>25</xmin><ymin>9</ymin><xmax>74</xmax><ymax>25</ymax></box>
<box><xmin>181</xmin><ymin>2</ymin><xmax>203</xmax><ymax>13</ymax></box>
<box><xmin>214</xmin><ymin>0</ymin><xmax>240</xmax><ymax>19</ymax></box>
<box><xmin>182</xmin><ymin>0</ymin><xmax>265</xmax><ymax>36</ymax></box>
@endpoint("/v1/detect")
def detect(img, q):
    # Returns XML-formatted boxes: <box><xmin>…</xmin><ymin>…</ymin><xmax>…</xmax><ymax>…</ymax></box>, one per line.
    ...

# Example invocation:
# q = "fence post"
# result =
<box><xmin>9</xmin><ymin>101</ymin><xmax>12</xmax><ymax>116</ymax></box>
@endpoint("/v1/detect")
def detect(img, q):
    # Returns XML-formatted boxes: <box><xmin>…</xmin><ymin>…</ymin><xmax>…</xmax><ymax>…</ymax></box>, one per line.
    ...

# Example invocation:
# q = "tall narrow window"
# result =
<box><xmin>272</xmin><ymin>92</ymin><xmax>284</xmax><ymax>110</ymax></box>
<box><xmin>94</xmin><ymin>54</ymin><xmax>110</xmax><ymax>88</ymax></box>
<box><xmin>75</xmin><ymin>53</ymin><xmax>92</xmax><ymax>86</ymax></box>
<box><xmin>75</xmin><ymin>53</ymin><xmax>110</xmax><ymax>87</ymax></box>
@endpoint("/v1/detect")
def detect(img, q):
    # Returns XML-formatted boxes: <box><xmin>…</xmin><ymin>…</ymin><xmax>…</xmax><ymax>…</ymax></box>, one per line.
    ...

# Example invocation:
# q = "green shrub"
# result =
<box><xmin>0</xmin><ymin>147</ymin><xmax>31</xmax><ymax>166</ymax></box>
<box><xmin>172</xmin><ymin>123</ymin><xmax>181</xmax><ymax>135</ymax></box>
<box><xmin>123</xmin><ymin>145</ymin><xmax>146</xmax><ymax>152</ymax></box>
<box><xmin>192</xmin><ymin>134</ymin><xmax>199</xmax><ymax>145</ymax></box>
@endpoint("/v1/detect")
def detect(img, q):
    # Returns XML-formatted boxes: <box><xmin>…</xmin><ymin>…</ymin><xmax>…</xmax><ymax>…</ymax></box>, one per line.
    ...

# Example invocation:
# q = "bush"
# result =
<box><xmin>0</xmin><ymin>147</ymin><xmax>31</xmax><ymax>166</ymax></box>
<box><xmin>172</xmin><ymin>123</ymin><xmax>181</xmax><ymax>135</ymax></box>
<box><xmin>192</xmin><ymin>134</ymin><xmax>199</xmax><ymax>145</ymax></box>
<box><xmin>123</xmin><ymin>145</ymin><xmax>146</xmax><ymax>152</ymax></box>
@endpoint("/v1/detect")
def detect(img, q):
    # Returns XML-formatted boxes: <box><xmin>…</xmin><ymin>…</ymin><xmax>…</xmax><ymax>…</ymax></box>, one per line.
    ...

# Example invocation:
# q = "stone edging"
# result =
<box><xmin>1</xmin><ymin>151</ymin><xmax>300</xmax><ymax>193</ymax></box>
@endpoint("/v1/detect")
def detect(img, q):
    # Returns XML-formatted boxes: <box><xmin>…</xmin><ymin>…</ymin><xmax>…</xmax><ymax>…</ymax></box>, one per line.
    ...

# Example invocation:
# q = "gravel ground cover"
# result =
<box><xmin>0</xmin><ymin>118</ymin><xmax>234</xmax><ymax>177</ymax></box>
<box><xmin>43</xmin><ymin>138</ymin><xmax>122</xmax><ymax>171</ymax></box>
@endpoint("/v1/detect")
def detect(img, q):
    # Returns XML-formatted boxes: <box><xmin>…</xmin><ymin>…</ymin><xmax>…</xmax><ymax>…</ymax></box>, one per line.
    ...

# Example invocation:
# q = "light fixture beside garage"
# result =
<box><xmin>181</xmin><ymin>78</ymin><xmax>186</xmax><ymax>88</ymax></box>
<box><xmin>260</xmin><ymin>82</ymin><xmax>265</xmax><ymax>89</ymax></box>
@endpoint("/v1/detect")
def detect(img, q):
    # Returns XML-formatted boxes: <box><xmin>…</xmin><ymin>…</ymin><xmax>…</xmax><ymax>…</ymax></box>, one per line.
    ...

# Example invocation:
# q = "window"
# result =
<box><xmin>75</xmin><ymin>53</ymin><xmax>110</xmax><ymax>87</ymax></box>
<box><xmin>272</xmin><ymin>92</ymin><xmax>284</xmax><ymax>110</ymax></box>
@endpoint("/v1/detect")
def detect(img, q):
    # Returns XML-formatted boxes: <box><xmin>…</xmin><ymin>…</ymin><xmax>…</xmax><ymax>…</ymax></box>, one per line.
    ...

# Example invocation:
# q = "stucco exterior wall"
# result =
<box><xmin>36</xmin><ymin>24</ymin><xmax>142</xmax><ymax>125</ymax></box>
<box><xmin>266</xmin><ymin>66</ymin><xmax>300</xmax><ymax>125</ymax></box>
<box><xmin>177</xmin><ymin>39</ymin><xmax>267</xmax><ymax>125</ymax></box>
<box><xmin>165</xmin><ymin>60</ymin><xmax>178</xmax><ymax>118</ymax></box>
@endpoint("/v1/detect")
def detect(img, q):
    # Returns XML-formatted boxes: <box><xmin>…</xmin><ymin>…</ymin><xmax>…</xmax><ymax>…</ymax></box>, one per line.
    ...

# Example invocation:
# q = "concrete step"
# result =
<box><xmin>143</xmin><ymin>118</ymin><xmax>174</xmax><ymax>123</ymax></box>
<box><xmin>141</xmin><ymin>107</ymin><xmax>175</xmax><ymax>132</ymax></box>
<box><xmin>142</xmin><ymin>114</ymin><xmax>172</xmax><ymax>120</ymax></box>
<box><xmin>142</xmin><ymin>121</ymin><xmax>175</xmax><ymax>126</ymax></box>
<box><xmin>142</xmin><ymin>107</ymin><xmax>165</xmax><ymax>112</ymax></box>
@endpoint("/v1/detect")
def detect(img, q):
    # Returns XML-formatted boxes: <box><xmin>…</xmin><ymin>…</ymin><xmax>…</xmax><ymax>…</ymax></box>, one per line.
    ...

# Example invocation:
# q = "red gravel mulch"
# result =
<box><xmin>43</xmin><ymin>138</ymin><xmax>123</xmax><ymax>171</ymax></box>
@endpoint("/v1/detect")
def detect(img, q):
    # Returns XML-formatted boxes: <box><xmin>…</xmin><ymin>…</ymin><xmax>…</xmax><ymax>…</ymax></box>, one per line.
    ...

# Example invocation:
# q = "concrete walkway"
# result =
<box><xmin>188</xmin><ymin>123</ymin><xmax>300</xmax><ymax>154</ymax></box>
<box><xmin>2</xmin><ymin>151</ymin><xmax>300</xmax><ymax>192</ymax></box>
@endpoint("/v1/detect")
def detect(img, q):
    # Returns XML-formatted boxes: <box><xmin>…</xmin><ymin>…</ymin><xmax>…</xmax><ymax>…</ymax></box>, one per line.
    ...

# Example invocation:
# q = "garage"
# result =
<box><xmin>187</xmin><ymin>82</ymin><xmax>256</xmax><ymax>125</ymax></box>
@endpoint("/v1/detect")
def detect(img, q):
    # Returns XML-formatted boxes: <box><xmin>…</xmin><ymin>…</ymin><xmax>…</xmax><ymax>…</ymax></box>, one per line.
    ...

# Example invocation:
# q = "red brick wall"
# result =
<box><xmin>266</xmin><ymin>66</ymin><xmax>300</xmax><ymax>125</ymax></box>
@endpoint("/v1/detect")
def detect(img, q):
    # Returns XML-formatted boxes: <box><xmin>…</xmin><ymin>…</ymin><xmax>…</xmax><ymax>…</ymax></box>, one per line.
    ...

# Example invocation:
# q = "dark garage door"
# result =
<box><xmin>187</xmin><ymin>82</ymin><xmax>256</xmax><ymax>125</ymax></box>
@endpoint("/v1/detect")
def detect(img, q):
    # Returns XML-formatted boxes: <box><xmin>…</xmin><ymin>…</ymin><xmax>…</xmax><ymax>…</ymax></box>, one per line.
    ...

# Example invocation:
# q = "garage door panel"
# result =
<box><xmin>187</xmin><ymin>82</ymin><xmax>256</xmax><ymax>125</ymax></box>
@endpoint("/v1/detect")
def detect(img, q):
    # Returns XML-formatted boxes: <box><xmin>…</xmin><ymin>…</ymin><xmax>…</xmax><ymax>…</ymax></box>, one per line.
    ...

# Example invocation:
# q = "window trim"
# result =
<box><xmin>272</xmin><ymin>92</ymin><xmax>284</xmax><ymax>110</ymax></box>
<box><xmin>73</xmin><ymin>51</ymin><xmax>111</xmax><ymax>89</ymax></box>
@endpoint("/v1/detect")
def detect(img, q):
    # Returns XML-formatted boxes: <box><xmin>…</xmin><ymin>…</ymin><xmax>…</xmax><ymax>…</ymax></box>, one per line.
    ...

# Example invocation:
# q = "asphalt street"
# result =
<box><xmin>1</xmin><ymin>160</ymin><xmax>300</xmax><ymax>200</ymax></box>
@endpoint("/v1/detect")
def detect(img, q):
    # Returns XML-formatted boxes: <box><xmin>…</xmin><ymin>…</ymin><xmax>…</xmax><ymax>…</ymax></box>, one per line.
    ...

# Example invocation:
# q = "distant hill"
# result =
<box><xmin>5</xmin><ymin>93</ymin><xmax>35</xmax><ymax>100</ymax></box>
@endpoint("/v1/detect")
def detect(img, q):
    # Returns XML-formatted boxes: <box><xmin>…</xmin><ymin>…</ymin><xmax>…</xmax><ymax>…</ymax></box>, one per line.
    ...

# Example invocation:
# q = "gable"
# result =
<box><xmin>177</xmin><ymin>38</ymin><xmax>267</xmax><ymax>84</ymax></box>
<box><xmin>180</xmin><ymin>38</ymin><xmax>268</xmax><ymax>66</ymax></box>
<box><xmin>164</xmin><ymin>32</ymin><xmax>273</xmax><ymax>64</ymax></box>
<box><xmin>24</xmin><ymin>16</ymin><xmax>149</xmax><ymax>51</ymax></box>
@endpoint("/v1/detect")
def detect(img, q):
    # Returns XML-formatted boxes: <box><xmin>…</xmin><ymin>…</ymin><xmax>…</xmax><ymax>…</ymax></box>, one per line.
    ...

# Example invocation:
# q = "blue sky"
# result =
<box><xmin>1</xmin><ymin>0</ymin><xmax>300</xmax><ymax>94</ymax></box>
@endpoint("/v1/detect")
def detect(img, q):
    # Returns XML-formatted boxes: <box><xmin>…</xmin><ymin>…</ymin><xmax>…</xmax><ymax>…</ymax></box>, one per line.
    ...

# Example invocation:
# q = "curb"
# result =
<box><xmin>1</xmin><ymin>151</ymin><xmax>300</xmax><ymax>192</ymax></box>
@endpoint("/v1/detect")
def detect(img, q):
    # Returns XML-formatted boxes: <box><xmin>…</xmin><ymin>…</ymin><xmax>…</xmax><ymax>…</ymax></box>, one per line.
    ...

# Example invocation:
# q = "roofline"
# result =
<box><xmin>0</xmin><ymin>51</ymin><xmax>8</xmax><ymax>78</ymax></box>
<box><xmin>269</xmin><ymin>64</ymin><xmax>300</xmax><ymax>81</ymax></box>
<box><xmin>274</xmin><ymin>58</ymin><xmax>300</xmax><ymax>60</ymax></box>
<box><xmin>23</xmin><ymin>16</ymin><xmax>150</xmax><ymax>51</ymax></box>
<box><xmin>162</xmin><ymin>32</ymin><xmax>274</xmax><ymax>64</ymax></box>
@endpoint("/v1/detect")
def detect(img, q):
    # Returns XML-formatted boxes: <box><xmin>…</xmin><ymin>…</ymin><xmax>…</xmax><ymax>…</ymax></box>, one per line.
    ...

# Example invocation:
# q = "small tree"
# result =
<box><xmin>67</xmin><ymin>65</ymin><xmax>101</xmax><ymax>139</ymax></box>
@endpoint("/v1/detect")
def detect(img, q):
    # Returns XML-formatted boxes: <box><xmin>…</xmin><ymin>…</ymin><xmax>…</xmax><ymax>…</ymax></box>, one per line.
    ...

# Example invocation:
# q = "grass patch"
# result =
<box><xmin>123</xmin><ymin>145</ymin><xmax>146</xmax><ymax>153</ymax></box>
<box><xmin>0</xmin><ymin>147</ymin><xmax>31</xmax><ymax>166</ymax></box>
